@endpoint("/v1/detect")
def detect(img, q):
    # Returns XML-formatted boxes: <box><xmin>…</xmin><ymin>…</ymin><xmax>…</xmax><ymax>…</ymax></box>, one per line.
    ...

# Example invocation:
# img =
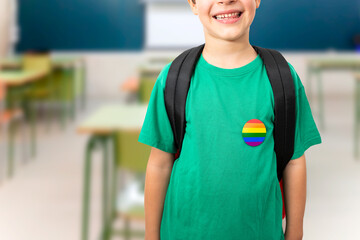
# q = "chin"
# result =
<box><xmin>217</xmin><ymin>33</ymin><xmax>244</xmax><ymax>42</ymax></box>
<box><xmin>205</xmin><ymin>27</ymin><xmax>246</xmax><ymax>42</ymax></box>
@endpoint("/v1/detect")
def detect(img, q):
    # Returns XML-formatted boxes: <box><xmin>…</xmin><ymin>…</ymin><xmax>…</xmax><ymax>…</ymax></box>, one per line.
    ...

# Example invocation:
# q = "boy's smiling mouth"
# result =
<box><xmin>212</xmin><ymin>10</ymin><xmax>243</xmax><ymax>24</ymax></box>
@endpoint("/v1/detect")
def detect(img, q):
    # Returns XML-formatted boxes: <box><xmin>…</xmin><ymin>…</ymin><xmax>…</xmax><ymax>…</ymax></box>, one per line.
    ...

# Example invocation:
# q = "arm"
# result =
<box><xmin>144</xmin><ymin>147</ymin><xmax>175</xmax><ymax>240</ymax></box>
<box><xmin>283</xmin><ymin>154</ymin><xmax>306</xmax><ymax>240</ymax></box>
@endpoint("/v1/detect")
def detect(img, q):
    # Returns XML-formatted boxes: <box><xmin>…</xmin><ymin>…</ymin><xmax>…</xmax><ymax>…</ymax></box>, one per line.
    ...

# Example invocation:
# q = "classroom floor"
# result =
<box><xmin>0</xmin><ymin>71</ymin><xmax>360</xmax><ymax>240</ymax></box>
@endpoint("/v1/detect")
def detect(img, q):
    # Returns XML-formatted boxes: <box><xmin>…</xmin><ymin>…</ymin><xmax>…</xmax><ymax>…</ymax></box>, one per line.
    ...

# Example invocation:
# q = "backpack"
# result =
<box><xmin>163</xmin><ymin>43</ymin><xmax>296</xmax><ymax>219</ymax></box>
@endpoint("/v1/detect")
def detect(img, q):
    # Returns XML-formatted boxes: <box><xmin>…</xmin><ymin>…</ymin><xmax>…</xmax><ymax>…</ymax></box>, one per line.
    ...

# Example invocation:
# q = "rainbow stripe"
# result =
<box><xmin>242</xmin><ymin>119</ymin><xmax>266</xmax><ymax>147</ymax></box>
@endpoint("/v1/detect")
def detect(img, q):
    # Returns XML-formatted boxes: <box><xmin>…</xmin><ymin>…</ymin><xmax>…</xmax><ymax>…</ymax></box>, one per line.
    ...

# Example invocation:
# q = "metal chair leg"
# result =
<box><xmin>124</xmin><ymin>216</ymin><xmax>131</xmax><ymax>240</ymax></box>
<box><xmin>7</xmin><ymin>120</ymin><xmax>15</xmax><ymax>178</ymax></box>
<box><xmin>101</xmin><ymin>137</ymin><xmax>111</xmax><ymax>240</ymax></box>
<box><xmin>81</xmin><ymin>136</ymin><xmax>97</xmax><ymax>240</ymax></box>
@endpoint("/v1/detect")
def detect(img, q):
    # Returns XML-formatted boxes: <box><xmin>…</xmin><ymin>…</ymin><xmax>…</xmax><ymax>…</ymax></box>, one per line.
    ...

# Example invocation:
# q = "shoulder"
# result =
<box><xmin>286</xmin><ymin>61</ymin><xmax>304</xmax><ymax>92</ymax></box>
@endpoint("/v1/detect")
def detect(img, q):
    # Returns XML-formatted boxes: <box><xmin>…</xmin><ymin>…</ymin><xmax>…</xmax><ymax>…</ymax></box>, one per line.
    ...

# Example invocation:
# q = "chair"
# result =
<box><xmin>138</xmin><ymin>73</ymin><xmax>157</xmax><ymax>103</ymax></box>
<box><xmin>23</xmin><ymin>52</ymin><xmax>55</xmax><ymax>130</ymax></box>
<box><xmin>0</xmin><ymin>80</ymin><xmax>25</xmax><ymax>180</ymax></box>
<box><xmin>112</xmin><ymin>130</ymin><xmax>151</xmax><ymax>239</ymax></box>
<box><xmin>121</xmin><ymin>76</ymin><xmax>139</xmax><ymax>103</ymax></box>
<box><xmin>81</xmin><ymin>112</ymin><xmax>150</xmax><ymax>240</ymax></box>
<box><xmin>51</xmin><ymin>59</ymin><xmax>78</xmax><ymax>127</ymax></box>
<box><xmin>75</xmin><ymin>58</ymin><xmax>87</xmax><ymax>110</ymax></box>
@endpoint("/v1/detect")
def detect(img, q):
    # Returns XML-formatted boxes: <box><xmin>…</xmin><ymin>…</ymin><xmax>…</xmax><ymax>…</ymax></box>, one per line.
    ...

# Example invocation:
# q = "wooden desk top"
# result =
<box><xmin>77</xmin><ymin>103</ymin><xmax>148</xmax><ymax>135</ymax></box>
<box><xmin>0</xmin><ymin>70</ymin><xmax>50</xmax><ymax>87</ymax></box>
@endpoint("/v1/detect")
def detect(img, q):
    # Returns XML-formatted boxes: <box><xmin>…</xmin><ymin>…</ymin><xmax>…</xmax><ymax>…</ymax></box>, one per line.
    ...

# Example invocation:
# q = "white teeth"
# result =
<box><xmin>215</xmin><ymin>12</ymin><xmax>240</xmax><ymax>20</ymax></box>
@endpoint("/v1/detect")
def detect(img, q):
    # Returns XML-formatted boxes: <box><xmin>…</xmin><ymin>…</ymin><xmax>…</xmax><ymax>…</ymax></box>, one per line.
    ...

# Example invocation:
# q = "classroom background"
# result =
<box><xmin>0</xmin><ymin>0</ymin><xmax>359</xmax><ymax>239</ymax></box>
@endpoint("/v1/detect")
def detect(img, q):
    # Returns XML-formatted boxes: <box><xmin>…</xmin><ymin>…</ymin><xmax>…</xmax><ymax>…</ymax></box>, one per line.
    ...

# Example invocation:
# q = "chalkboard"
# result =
<box><xmin>17</xmin><ymin>0</ymin><xmax>144</xmax><ymax>51</ymax></box>
<box><xmin>250</xmin><ymin>0</ymin><xmax>360</xmax><ymax>50</ymax></box>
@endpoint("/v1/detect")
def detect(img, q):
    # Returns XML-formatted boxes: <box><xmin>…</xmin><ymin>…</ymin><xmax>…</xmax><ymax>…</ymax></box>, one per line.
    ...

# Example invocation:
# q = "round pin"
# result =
<box><xmin>242</xmin><ymin>119</ymin><xmax>266</xmax><ymax>147</ymax></box>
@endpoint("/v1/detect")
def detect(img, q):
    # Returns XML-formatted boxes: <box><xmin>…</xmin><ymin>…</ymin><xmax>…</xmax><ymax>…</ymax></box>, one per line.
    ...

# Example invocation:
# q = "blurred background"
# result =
<box><xmin>0</xmin><ymin>0</ymin><xmax>360</xmax><ymax>239</ymax></box>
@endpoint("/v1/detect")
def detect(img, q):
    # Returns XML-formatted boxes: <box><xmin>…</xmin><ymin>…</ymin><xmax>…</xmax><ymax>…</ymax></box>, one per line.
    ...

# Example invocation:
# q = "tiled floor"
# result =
<box><xmin>1</xmin><ymin>79</ymin><xmax>360</xmax><ymax>239</ymax></box>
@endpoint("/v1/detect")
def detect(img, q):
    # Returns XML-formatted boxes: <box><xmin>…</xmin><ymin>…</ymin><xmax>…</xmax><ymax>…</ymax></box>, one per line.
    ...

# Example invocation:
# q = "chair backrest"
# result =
<box><xmin>138</xmin><ymin>67</ymin><xmax>162</xmax><ymax>103</ymax></box>
<box><xmin>0</xmin><ymin>81</ymin><xmax>5</xmax><ymax>122</ymax></box>
<box><xmin>0</xmin><ymin>81</ymin><xmax>4</xmax><ymax>101</ymax></box>
<box><xmin>138</xmin><ymin>78</ymin><xmax>156</xmax><ymax>103</ymax></box>
<box><xmin>114</xmin><ymin>130</ymin><xmax>151</xmax><ymax>173</ymax></box>
<box><xmin>0</xmin><ymin>63</ymin><xmax>5</xmax><ymax>117</ymax></box>
<box><xmin>23</xmin><ymin>52</ymin><xmax>51</xmax><ymax>73</ymax></box>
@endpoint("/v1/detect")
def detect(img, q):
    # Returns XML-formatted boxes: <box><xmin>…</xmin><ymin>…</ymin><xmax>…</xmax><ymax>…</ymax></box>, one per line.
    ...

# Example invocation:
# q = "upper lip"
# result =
<box><xmin>212</xmin><ymin>9</ymin><xmax>243</xmax><ymax>17</ymax></box>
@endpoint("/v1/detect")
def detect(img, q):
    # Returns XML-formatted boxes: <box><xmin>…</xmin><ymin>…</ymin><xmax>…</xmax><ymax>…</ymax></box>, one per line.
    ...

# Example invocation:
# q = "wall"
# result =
<box><xmin>0</xmin><ymin>0</ymin><xmax>11</xmax><ymax>57</ymax></box>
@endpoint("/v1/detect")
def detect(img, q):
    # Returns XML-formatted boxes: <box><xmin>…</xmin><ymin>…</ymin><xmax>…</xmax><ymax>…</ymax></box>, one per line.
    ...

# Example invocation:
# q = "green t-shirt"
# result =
<box><xmin>138</xmin><ymin>52</ymin><xmax>322</xmax><ymax>240</ymax></box>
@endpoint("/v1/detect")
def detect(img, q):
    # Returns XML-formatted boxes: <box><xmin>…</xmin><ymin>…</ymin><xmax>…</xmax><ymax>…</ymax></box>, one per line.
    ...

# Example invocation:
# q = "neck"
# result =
<box><xmin>202</xmin><ymin>33</ymin><xmax>258</xmax><ymax>69</ymax></box>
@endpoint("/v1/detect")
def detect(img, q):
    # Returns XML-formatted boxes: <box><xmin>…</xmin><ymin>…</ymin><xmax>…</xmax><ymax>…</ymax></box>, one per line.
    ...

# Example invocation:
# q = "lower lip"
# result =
<box><xmin>213</xmin><ymin>14</ymin><xmax>242</xmax><ymax>24</ymax></box>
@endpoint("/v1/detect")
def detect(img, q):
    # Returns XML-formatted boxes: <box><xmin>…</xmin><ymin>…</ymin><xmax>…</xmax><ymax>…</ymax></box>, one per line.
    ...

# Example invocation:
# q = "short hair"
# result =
<box><xmin>192</xmin><ymin>0</ymin><xmax>196</xmax><ymax>3</ymax></box>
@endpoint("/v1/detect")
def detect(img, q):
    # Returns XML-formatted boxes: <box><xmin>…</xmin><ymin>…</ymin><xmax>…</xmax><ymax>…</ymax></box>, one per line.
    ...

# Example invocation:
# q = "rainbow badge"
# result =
<box><xmin>242</xmin><ymin>119</ymin><xmax>266</xmax><ymax>147</ymax></box>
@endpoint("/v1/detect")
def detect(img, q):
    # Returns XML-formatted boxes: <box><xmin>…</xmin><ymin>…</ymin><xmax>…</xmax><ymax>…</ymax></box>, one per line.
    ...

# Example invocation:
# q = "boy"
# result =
<box><xmin>138</xmin><ymin>0</ymin><xmax>322</xmax><ymax>239</ymax></box>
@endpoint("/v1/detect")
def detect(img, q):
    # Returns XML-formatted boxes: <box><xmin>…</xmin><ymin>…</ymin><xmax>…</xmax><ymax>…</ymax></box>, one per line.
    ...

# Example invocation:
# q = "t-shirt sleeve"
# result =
<box><xmin>137</xmin><ymin>63</ymin><xmax>178</xmax><ymax>154</ymax></box>
<box><xmin>288</xmin><ymin>63</ymin><xmax>322</xmax><ymax>160</ymax></box>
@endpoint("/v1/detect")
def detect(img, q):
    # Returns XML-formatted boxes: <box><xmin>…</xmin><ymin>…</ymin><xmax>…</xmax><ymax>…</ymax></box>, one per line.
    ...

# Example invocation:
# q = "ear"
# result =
<box><xmin>187</xmin><ymin>0</ymin><xmax>198</xmax><ymax>15</ymax></box>
<box><xmin>256</xmin><ymin>0</ymin><xmax>261</xmax><ymax>8</ymax></box>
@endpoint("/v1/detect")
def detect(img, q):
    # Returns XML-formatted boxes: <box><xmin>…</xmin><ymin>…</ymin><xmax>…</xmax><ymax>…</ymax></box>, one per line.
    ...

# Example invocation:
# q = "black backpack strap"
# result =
<box><xmin>164</xmin><ymin>43</ymin><xmax>205</xmax><ymax>155</ymax></box>
<box><xmin>252</xmin><ymin>45</ymin><xmax>296</xmax><ymax>181</ymax></box>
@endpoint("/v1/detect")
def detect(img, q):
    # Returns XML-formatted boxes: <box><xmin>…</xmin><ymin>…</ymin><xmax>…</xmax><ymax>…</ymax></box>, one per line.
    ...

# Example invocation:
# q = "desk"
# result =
<box><xmin>0</xmin><ymin>56</ymin><xmax>86</xmax><ymax>116</ymax></box>
<box><xmin>78</xmin><ymin>103</ymin><xmax>148</xmax><ymax>240</ymax></box>
<box><xmin>306</xmin><ymin>57</ymin><xmax>360</xmax><ymax>130</ymax></box>
<box><xmin>0</xmin><ymin>70</ymin><xmax>49</xmax><ymax>177</ymax></box>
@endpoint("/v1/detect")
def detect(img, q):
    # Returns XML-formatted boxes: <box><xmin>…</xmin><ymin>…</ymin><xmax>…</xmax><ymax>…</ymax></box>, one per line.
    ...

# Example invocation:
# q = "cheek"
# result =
<box><xmin>196</xmin><ymin>2</ymin><xmax>212</xmax><ymax>18</ymax></box>
<box><xmin>244</xmin><ymin>1</ymin><xmax>257</xmax><ymax>15</ymax></box>
<box><xmin>197</xmin><ymin>9</ymin><xmax>213</xmax><ymax>26</ymax></box>
<box><xmin>198</xmin><ymin>15</ymin><xmax>216</xmax><ymax>34</ymax></box>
